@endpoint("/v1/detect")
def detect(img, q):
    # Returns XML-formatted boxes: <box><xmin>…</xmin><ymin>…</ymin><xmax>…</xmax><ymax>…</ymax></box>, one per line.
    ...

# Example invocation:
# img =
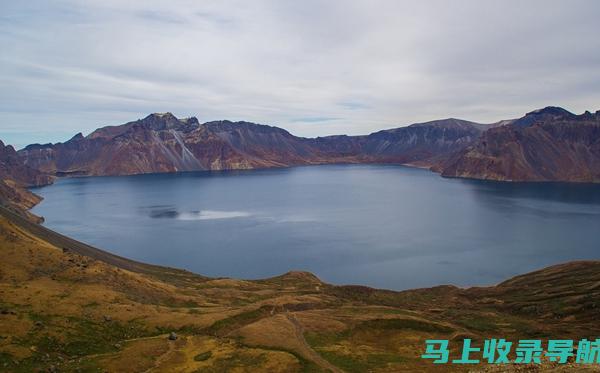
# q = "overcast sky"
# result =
<box><xmin>1</xmin><ymin>0</ymin><xmax>599</xmax><ymax>148</ymax></box>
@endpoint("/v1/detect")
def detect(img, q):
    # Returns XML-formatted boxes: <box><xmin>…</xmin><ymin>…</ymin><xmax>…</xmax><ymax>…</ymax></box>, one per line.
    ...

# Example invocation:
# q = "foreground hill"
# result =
<box><xmin>440</xmin><ymin>107</ymin><xmax>600</xmax><ymax>182</ymax></box>
<box><xmin>17</xmin><ymin>114</ymin><xmax>488</xmax><ymax>176</ymax></box>
<box><xmin>1</xmin><ymin>205</ymin><xmax>600</xmax><ymax>372</ymax></box>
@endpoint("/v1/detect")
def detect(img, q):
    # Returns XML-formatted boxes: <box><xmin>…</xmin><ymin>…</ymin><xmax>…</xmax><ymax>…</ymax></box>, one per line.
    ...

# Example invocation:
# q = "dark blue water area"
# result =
<box><xmin>31</xmin><ymin>164</ymin><xmax>600</xmax><ymax>290</ymax></box>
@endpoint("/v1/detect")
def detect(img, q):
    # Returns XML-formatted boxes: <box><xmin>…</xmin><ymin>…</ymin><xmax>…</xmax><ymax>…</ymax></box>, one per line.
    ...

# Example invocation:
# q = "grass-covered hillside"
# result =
<box><xmin>1</xmin><ymin>205</ymin><xmax>599</xmax><ymax>372</ymax></box>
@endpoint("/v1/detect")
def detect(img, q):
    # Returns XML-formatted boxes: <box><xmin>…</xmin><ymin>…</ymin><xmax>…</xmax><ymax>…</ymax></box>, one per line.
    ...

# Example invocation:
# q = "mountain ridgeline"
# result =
<box><xmin>13</xmin><ymin>106</ymin><xmax>600</xmax><ymax>183</ymax></box>
<box><xmin>440</xmin><ymin>107</ymin><xmax>600</xmax><ymax>182</ymax></box>
<box><xmin>0</xmin><ymin>140</ymin><xmax>53</xmax><ymax>218</ymax></box>
<box><xmin>17</xmin><ymin>113</ymin><xmax>490</xmax><ymax>176</ymax></box>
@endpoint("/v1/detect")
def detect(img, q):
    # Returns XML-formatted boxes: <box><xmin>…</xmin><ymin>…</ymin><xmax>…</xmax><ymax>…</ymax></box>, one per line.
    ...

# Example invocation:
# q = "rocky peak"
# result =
<box><xmin>514</xmin><ymin>106</ymin><xmax>576</xmax><ymax>127</ymax></box>
<box><xmin>148</xmin><ymin>112</ymin><xmax>177</xmax><ymax>120</ymax></box>
<box><xmin>139</xmin><ymin>113</ymin><xmax>180</xmax><ymax>129</ymax></box>
<box><xmin>181</xmin><ymin>116</ymin><xmax>200</xmax><ymax>126</ymax></box>
<box><xmin>135</xmin><ymin>113</ymin><xmax>199</xmax><ymax>132</ymax></box>
<box><xmin>70</xmin><ymin>132</ymin><xmax>84</xmax><ymax>141</ymax></box>
<box><xmin>0</xmin><ymin>139</ymin><xmax>53</xmax><ymax>187</ymax></box>
<box><xmin>528</xmin><ymin>106</ymin><xmax>574</xmax><ymax>116</ymax></box>
<box><xmin>0</xmin><ymin>141</ymin><xmax>18</xmax><ymax>164</ymax></box>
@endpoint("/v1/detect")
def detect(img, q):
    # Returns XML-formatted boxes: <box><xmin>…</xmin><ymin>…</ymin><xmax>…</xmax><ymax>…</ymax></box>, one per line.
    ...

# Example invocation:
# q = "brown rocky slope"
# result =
<box><xmin>16</xmin><ymin>107</ymin><xmax>600</xmax><ymax>183</ymax></box>
<box><xmin>17</xmin><ymin>113</ymin><xmax>490</xmax><ymax>177</ymax></box>
<box><xmin>440</xmin><ymin>107</ymin><xmax>600</xmax><ymax>182</ymax></box>
<box><xmin>0</xmin><ymin>141</ymin><xmax>53</xmax><ymax>219</ymax></box>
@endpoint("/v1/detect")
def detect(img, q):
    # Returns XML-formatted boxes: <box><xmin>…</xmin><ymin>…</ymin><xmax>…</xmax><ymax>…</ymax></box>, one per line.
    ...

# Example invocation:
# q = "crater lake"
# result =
<box><xmin>31</xmin><ymin>164</ymin><xmax>600</xmax><ymax>290</ymax></box>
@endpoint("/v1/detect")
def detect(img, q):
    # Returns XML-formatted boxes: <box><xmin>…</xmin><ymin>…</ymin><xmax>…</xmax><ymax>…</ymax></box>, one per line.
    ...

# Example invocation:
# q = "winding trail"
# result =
<box><xmin>285</xmin><ymin>312</ymin><xmax>344</xmax><ymax>373</ymax></box>
<box><xmin>142</xmin><ymin>337</ymin><xmax>179</xmax><ymax>373</ymax></box>
<box><xmin>83</xmin><ymin>334</ymin><xmax>169</xmax><ymax>361</ymax></box>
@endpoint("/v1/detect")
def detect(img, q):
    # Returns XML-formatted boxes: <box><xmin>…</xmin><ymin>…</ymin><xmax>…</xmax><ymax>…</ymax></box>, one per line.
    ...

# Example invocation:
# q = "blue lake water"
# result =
<box><xmin>31</xmin><ymin>164</ymin><xmax>600</xmax><ymax>290</ymax></box>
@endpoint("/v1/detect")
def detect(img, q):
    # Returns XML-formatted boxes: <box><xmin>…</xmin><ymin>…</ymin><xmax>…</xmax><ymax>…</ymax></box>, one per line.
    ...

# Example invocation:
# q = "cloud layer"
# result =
<box><xmin>1</xmin><ymin>0</ymin><xmax>599</xmax><ymax>148</ymax></box>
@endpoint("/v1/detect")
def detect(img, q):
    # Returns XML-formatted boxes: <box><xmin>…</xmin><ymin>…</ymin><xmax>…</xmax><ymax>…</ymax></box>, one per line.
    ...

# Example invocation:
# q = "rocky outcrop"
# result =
<box><xmin>0</xmin><ymin>140</ymin><xmax>53</xmax><ymax>219</ymax></box>
<box><xmin>0</xmin><ymin>179</ymin><xmax>42</xmax><ymax>211</ymax></box>
<box><xmin>441</xmin><ymin>107</ymin><xmax>600</xmax><ymax>182</ymax></box>
<box><xmin>18</xmin><ymin>114</ymin><xmax>488</xmax><ymax>176</ymax></box>
<box><xmin>0</xmin><ymin>140</ymin><xmax>53</xmax><ymax>187</ymax></box>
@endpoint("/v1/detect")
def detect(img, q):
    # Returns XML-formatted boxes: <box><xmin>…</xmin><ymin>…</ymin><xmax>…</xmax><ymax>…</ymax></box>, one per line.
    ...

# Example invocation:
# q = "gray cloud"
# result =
<box><xmin>1</xmin><ymin>0</ymin><xmax>599</xmax><ymax>149</ymax></box>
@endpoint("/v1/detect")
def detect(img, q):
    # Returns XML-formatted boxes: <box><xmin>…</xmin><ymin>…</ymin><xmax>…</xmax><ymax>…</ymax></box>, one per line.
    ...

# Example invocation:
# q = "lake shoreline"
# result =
<box><xmin>30</xmin><ymin>164</ymin><xmax>600</xmax><ymax>290</ymax></box>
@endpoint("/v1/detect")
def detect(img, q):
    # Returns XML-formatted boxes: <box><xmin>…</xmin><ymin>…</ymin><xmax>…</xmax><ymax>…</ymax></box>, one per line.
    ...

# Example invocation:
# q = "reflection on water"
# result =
<box><xmin>31</xmin><ymin>165</ymin><xmax>600</xmax><ymax>290</ymax></box>
<box><xmin>464</xmin><ymin>178</ymin><xmax>600</xmax><ymax>205</ymax></box>
<box><xmin>463</xmin><ymin>179</ymin><xmax>600</xmax><ymax>220</ymax></box>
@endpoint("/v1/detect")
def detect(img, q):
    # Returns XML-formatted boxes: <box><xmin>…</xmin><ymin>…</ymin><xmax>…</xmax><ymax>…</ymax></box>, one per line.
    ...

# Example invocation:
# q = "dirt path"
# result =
<box><xmin>83</xmin><ymin>334</ymin><xmax>170</xmax><ymax>361</ymax></box>
<box><xmin>285</xmin><ymin>313</ymin><xmax>344</xmax><ymax>373</ymax></box>
<box><xmin>143</xmin><ymin>337</ymin><xmax>179</xmax><ymax>373</ymax></box>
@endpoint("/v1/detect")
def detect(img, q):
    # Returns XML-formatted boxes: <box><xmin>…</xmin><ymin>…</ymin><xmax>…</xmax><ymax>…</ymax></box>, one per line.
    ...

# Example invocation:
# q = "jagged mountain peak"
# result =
<box><xmin>145</xmin><ymin>112</ymin><xmax>177</xmax><ymax>120</ymax></box>
<box><xmin>70</xmin><ymin>132</ymin><xmax>84</xmax><ymax>141</ymax></box>
<box><xmin>141</xmin><ymin>112</ymin><xmax>180</xmax><ymax>124</ymax></box>
<box><xmin>142</xmin><ymin>112</ymin><xmax>199</xmax><ymax>125</ymax></box>
<box><xmin>0</xmin><ymin>140</ymin><xmax>15</xmax><ymax>156</ymax></box>
<box><xmin>514</xmin><ymin>106</ymin><xmax>577</xmax><ymax>127</ymax></box>
<box><xmin>181</xmin><ymin>116</ymin><xmax>200</xmax><ymax>125</ymax></box>
<box><xmin>132</xmin><ymin>112</ymin><xmax>200</xmax><ymax>132</ymax></box>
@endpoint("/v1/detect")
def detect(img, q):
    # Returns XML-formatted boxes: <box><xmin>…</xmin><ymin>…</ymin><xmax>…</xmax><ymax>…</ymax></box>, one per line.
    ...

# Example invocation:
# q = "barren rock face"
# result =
<box><xmin>0</xmin><ymin>140</ymin><xmax>53</xmax><ymax>187</ymax></box>
<box><xmin>0</xmin><ymin>140</ymin><xmax>52</xmax><ymax>218</ymax></box>
<box><xmin>17</xmin><ymin>114</ymin><xmax>487</xmax><ymax>177</ymax></box>
<box><xmin>13</xmin><ymin>107</ymin><xmax>600</xmax><ymax>184</ymax></box>
<box><xmin>441</xmin><ymin>108</ymin><xmax>600</xmax><ymax>182</ymax></box>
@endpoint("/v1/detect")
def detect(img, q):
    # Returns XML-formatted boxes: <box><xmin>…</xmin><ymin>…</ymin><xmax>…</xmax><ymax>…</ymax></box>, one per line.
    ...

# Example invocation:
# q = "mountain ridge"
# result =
<box><xmin>0</xmin><ymin>140</ymin><xmax>53</xmax><ymax>221</ymax></box>
<box><xmin>14</xmin><ymin>105</ymin><xmax>600</xmax><ymax>184</ymax></box>
<box><xmin>18</xmin><ymin>115</ymin><xmax>488</xmax><ymax>177</ymax></box>
<box><xmin>440</xmin><ymin>107</ymin><xmax>600</xmax><ymax>182</ymax></box>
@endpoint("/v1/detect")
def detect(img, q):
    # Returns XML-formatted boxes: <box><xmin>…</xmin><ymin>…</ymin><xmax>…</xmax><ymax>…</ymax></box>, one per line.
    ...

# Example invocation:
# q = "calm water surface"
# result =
<box><xmin>31</xmin><ymin>164</ymin><xmax>600</xmax><ymax>290</ymax></box>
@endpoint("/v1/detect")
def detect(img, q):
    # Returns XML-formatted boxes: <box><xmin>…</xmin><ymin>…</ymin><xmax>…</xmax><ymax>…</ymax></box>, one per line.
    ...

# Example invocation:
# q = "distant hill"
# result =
<box><xmin>440</xmin><ymin>107</ymin><xmax>600</xmax><ymax>182</ymax></box>
<box><xmin>0</xmin><ymin>140</ymin><xmax>53</xmax><ymax>219</ymax></box>
<box><xmin>0</xmin><ymin>140</ymin><xmax>52</xmax><ymax>187</ymax></box>
<box><xmin>15</xmin><ymin>106</ymin><xmax>600</xmax><ymax>184</ymax></box>
<box><xmin>17</xmin><ymin>113</ymin><xmax>487</xmax><ymax>176</ymax></box>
